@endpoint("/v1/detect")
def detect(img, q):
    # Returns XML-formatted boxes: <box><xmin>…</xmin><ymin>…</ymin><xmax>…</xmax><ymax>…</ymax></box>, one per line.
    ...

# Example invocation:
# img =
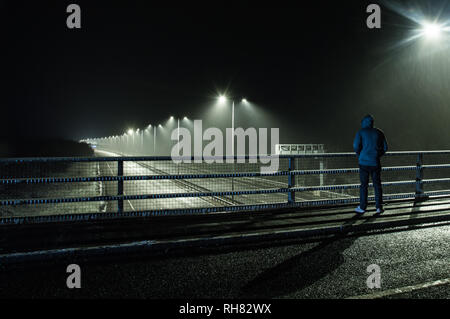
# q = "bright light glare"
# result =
<box><xmin>183</xmin><ymin>116</ymin><xmax>188</xmax><ymax>120</ymax></box>
<box><xmin>242</xmin><ymin>98</ymin><xmax>248</xmax><ymax>103</ymax></box>
<box><xmin>421</xmin><ymin>22</ymin><xmax>442</xmax><ymax>39</ymax></box>
<box><xmin>127</xmin><ymin>129</ymin><xmax>134</xmax><ymax>135</ymax></box>
<box><xmin>218</xmin><ymin>95</ymin><xmax>227</xmax><ymax>104</ymax></box>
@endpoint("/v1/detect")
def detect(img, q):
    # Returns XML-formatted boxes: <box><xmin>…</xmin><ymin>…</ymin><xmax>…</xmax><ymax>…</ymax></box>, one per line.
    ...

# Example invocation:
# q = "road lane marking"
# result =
<box><xmin>347</xmin><ymin>277</ymin><xmax>450</xmax><ymax>299</ymax></box>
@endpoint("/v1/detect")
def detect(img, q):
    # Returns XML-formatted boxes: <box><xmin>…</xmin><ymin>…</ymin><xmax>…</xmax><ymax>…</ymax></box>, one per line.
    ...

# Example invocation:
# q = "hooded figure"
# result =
<box><xmin>353</xmin><ymin>115</ymin><xmax>388</xmax><ymax>214</ymax></box>
<box><xmin>353</xmin><ymin>115</ymin><xmax>388</xmax><ymax>167</ymax></box>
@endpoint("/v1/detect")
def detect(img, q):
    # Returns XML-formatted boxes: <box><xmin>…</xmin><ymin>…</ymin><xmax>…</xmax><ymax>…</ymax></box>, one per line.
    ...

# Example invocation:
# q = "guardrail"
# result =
<box><xmin>1</xmin><ymin>151</ymin><xmax>450</xmax><ymax>224</ymax></box>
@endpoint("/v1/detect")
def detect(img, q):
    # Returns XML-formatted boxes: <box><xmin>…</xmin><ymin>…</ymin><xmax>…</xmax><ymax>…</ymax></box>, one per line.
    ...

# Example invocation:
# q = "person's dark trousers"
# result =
<box><xmin>359</xmin><ymin>165</ymin><xmax>383</xmax><ymax>210</ymax></box>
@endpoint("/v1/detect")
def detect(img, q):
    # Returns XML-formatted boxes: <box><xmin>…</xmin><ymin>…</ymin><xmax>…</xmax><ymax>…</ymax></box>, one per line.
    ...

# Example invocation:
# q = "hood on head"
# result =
<box><xmin>361</xmin><ymin>115</ymin><xmax>374</xmax><ymax>128</ymax></box>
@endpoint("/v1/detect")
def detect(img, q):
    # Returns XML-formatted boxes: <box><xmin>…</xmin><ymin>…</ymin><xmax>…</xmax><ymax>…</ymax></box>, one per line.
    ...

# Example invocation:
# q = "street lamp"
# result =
<box><xmin>154</xmin><ymin>126</ymin><xmax>157</xmax><ymax>154</ymax></box>
<box><xmin>218</xmin><ymin>95</ymin><xmax>227</xmax><ymax>104</ymax></box>
<box><xmin>136</xmin><ymin>128</ymin><xmax>144</xmax><ymax>154</ymax></box>
<box><xmin>420</xmin><ymin>21</ymin><xmax>443</xmax><ymax>40</ymax></box>
<box><xmin>217</xmin><ymin>95</ymin><xmax>249</xmax><ymax>201</ymax></box>
<box><xmin>153</xmin><ymin>124</ymin><xmax>163</xmax><ymax>155</ymax></box>
<box><xmin>217</xmin><ymin>95</ymin><xmax>249</xmax><ymax>156</ymax></box>
<box><xmin>177</xmin><ymin>118</ymin><xmax>180</xmax><ymax>155</ymax></box>
<box><xmin>170</xmin><ymin>116</ymin><xmax>189</xmax><ymax>156</ymax></box>
<box><xmin>125</xmin><ymin>129</ymin><xmax>135</xmax><ymax>155</ymax></box>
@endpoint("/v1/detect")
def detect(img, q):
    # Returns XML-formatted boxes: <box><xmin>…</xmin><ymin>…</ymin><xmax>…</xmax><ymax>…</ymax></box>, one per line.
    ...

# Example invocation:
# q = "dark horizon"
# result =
<box><xmin>2</xmin><ymin>0</ymin><xmax>450</xmax><ymax>152</ymax></box>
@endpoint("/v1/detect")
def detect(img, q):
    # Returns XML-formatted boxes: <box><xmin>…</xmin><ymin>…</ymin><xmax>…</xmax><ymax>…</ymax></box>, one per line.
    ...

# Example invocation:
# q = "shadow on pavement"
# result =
<box><xmin>239</xmin><ymin>214</ymin><xmax>377</xmax><ymax>298</ymax></box>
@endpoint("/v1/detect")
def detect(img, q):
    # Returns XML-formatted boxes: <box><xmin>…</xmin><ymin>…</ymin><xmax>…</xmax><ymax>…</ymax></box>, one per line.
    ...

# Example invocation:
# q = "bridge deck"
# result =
<box><xmin>1</xmin><ymin>196</ymin><xmax>450</xmax><ymax>265</ymax></box>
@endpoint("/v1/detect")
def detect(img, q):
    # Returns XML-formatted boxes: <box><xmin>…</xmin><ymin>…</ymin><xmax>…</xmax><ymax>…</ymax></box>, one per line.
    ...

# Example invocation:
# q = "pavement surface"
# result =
<box><xmin>0</xmin><ymin>222</ymin><xmax>448</xmax><ymax>298</ymax></box>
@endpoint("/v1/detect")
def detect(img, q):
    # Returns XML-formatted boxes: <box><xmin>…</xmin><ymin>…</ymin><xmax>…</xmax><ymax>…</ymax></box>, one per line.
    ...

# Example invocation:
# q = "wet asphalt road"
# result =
<box><xmin>0</xmin><ymin>223</ymin><xmax>448</xmax><ymax>299</ymax></box>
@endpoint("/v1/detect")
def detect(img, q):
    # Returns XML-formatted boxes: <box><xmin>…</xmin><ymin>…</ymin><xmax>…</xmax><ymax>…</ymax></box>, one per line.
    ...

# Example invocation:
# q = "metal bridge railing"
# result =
<box><xmin>1</xmin><ymin>151</ymin><xmax>450</xmax><ymax>224</ymax></box>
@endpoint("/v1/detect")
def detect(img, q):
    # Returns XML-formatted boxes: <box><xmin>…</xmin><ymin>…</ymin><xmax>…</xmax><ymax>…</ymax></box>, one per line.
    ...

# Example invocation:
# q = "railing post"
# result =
<box><xmin>319</xmin><ymin>159</ymin><xmax>324</xmax><ymax>187</ymax></box>
<box><xmin>118</xmin><ymin>159</ymin><xmax>124</xmax><ymax>213</ymax></box>
<box><xmin>231</xmin><ymin>161</ymin><xmax>235</xmax><ymax>201</ymax></box>
<box><xmin>415</xmin><ymin>154</ymin><xmax>423</xmax><ymax>199</ymax></box>
<box><xmin>288</xmin><ymin>156</ymin><xmax>295</xmax><ymax>204</ymax></box>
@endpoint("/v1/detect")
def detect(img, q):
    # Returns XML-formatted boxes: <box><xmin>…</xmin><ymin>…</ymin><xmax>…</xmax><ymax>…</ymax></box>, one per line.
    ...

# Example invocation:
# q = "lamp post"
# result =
<box><xmin>178</xmin><ymin>118</ymin><xmax>180</xmax><ymax>155</ymax></box>
<box><xmin>174</xmin><ymin>116</ymin><xmax>189</xmax><ymax>174</ymax></box>
<box><xmin>218</xmin><ymin>95</ymin><xmax>248</xmax><ymax>157</ymax></box>
<box><xmin>145</xmin><ymin>125</ymin><xmax>152</xmax><ymax>156</ymax></box>
<box><xmin>154</xmin><ymin>124</ymin><xmax>162</xmax><ymax>155</ymax></box>
<box><xmin>169</xmin><ymin>116</ymin><xmax>179</xmax><ymax>156</ymax></box>
<box><xmin>170</xmin><ymin>116</ymin><xmax>189</xmax><ymax>157</ymax></box>
<box><xmin>126</xmin><ymin>129</ymin><xmax>134</xmax><ymax>155</ymax></box>
<box><xmin>140</xmin><ymin>129</ymin><xmax>144</xmax><ymax>155</ymax></box>
<box><xmin>218</xmin><ymin>95</ymin><xmax>249</xmax><ymax>201</ymax></box>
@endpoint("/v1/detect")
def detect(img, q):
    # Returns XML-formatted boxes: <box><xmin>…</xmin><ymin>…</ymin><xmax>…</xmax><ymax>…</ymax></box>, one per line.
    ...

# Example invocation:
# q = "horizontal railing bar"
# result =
<box><xmin>299</xmin><ymin>180</ymin><xmax>450</xmax><ymax>192</ymax></box>
<box><xmin>4</xmin><ymin>178</ymin><xmax>450</xmax><ymax>206</ymax></box>
<box><xmin>422</xmin><ymin>178</ymin><xmax>450</xmax><ymax>184</ymax></box>
<box><xmin>0</xmin><ymin>169</ymin><xmax>360</xmax><ymax>184</ymax></box>
<box><xmin>293</xmin><ymin>178</ymin><xmax>450</xmax><ymax>191</ymax></box>
<box><xmin>293</xmin><ymin>166</ymin><xmax>420</xmax><ymax>176</ymax></box>
<box><xmin>1</xmin><ymin>172</ymin><xmax>289</xmax><ymax>184</ymax></box>
<box><xmin>422</xmin><ymin>164</ymin><xmax>450</xmax><ymax>169</ymax></box>
<box><xmin>4</xmin><ymin>191</ymin><xmax>450</xmax><ymax>225</ymax></box>
<box><xmin>292</xmin><ymin>181</ymin><xmax>416</xmax><ymax>192</ymax></box>
<box><xmin>2</xmin><ymin>150</ymin><xmax>450</xmax><ymax>163</ymax></box>
<box><xmin>0</xmin><ymin>165</ymin><xmax>439</xmax><ymax>185</ymax></box>
<box><xmin>0</xmin><ymin>189</ymin><xmax>287</xmax><ymax>206</ymax></box>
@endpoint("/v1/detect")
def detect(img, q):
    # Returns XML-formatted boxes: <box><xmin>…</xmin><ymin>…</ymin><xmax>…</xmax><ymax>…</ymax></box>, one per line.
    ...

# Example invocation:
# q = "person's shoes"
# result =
<box><xmin>375</xmin><ymin>208</ymin><xmax>384</xmax><ymax>214</ymax></box>
<box><xmin>355</xmin><ymin>206</ymin><xmax>365</xmax><ymax>214</ymax></box>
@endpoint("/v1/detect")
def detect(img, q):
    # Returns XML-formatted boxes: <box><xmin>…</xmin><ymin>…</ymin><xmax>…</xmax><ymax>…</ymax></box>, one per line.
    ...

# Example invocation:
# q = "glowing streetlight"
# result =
<box><xmin>218</xmin><ymin>95</ymin><xmax>227</xmax><ymax>104</ymax></box>
<box><xmin>421</xmin><ymin>21</ymin><xmax>443</xmax><ymax>40</ymax></box>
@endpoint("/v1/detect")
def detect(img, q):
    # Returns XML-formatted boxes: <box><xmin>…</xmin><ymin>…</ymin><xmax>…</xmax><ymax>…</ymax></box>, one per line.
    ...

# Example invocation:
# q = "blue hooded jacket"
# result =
<box><xmin>353</xmin><ymin>115</ymin><xmax>388</xmax><ymax>167</ymax></box>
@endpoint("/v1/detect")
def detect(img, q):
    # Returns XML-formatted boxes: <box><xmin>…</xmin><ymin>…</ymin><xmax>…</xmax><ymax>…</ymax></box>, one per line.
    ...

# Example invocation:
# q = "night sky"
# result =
<box><xmin>2</xmin><ymin>0</ymin><xmax>450</xmax><ymax>151</ymax></box>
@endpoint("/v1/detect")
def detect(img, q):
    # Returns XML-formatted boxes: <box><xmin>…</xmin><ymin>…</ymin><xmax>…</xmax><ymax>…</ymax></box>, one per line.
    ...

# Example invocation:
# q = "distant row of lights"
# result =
<box><xmin>84</xmin><ymin>94</ymin><xmax>249</xmax><ymax>141</ymax></box>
